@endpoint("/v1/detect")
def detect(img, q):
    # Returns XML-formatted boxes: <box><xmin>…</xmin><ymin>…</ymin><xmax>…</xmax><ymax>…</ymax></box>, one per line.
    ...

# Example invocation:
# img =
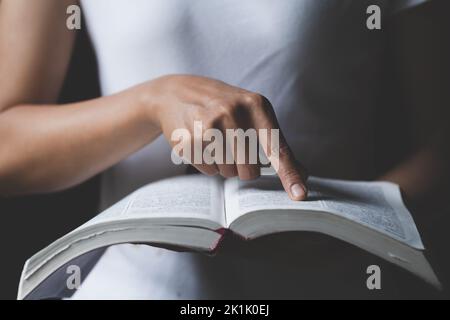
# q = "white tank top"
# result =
<box><xmin>73</xmin><ymin>0</ymin><xmax>425</xmax><ymax>299</ymax></box>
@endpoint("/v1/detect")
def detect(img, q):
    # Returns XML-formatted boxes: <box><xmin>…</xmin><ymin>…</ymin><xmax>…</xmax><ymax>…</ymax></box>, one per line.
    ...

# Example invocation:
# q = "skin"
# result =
<box><xmin>378</xmin><ymin>2</ymin><xmax>450</xmax><ymax>203</ymax></box>
<box><xmin>0</xmin><ymin>0</ymin><xmax>307</xmax><ymax>200</ymax></box>
<box><xmin>0</xmin><ymin>0</ymin><xmax>447</xmax><ymax>206</ymax></box>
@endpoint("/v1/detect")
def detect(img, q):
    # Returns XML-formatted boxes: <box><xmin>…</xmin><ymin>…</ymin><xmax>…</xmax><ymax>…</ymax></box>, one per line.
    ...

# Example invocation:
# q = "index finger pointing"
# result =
<box><xmin>241</xmin><ymin>93</ymin><xmax>308</xmax><ymax>200</ymax></box>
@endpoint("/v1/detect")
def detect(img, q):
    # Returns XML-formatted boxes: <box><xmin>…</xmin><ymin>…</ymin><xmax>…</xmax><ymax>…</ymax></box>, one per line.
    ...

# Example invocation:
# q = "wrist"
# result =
<box><xmin>133</xmin><ymin>80</ymin><xmax>163</xmax><ymax>131</ymax></box>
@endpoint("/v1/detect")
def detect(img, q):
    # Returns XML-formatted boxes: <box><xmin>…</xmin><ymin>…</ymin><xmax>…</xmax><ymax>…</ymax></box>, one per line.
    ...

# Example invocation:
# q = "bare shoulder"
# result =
<box><xmin>0</xmin><ymin>0</ymin><xmax>77</xmax><ymax>111</ymax></box>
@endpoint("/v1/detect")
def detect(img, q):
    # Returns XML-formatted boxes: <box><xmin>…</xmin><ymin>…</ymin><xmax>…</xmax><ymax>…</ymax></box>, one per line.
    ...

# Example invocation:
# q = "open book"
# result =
<box><xmin>18</xmin><ymin>174</ymin><xmax>440</xmax><ymax>299</ymax></box>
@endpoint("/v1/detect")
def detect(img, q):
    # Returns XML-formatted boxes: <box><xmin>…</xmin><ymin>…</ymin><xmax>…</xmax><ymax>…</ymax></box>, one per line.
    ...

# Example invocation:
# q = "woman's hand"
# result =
<box><xmin>144</xmin><ymin>75</ymin><xmax>308</xmax><ymax>201</ymax></box>
<box><xmin>0</xmin><ymin>2</ymin><xmax>306</xmax><ymax>198</ymax></box>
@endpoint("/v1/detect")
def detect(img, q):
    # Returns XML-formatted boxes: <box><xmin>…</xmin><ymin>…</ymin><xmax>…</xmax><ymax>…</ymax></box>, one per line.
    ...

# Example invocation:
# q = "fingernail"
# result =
<box><xmin>290</xmin><ymin>184</ymin><xmax>305</xmax><ymax>200</ymax></box>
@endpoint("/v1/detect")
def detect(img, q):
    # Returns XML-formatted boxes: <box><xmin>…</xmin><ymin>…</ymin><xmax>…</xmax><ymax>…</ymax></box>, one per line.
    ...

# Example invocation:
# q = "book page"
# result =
<box><xmin>224</xmin><ymin>175</ymin><xmax>423</xmax><ymax>248</ymax></box>
<box><xmin>224</xmin><ymin>175</ymin><xmax>327</xmax><ymax>224</ymax></box>
<box><xmin>83</xmin><ymin>174</ymin><xmax>226</xmax><ymax>228</ymax></box>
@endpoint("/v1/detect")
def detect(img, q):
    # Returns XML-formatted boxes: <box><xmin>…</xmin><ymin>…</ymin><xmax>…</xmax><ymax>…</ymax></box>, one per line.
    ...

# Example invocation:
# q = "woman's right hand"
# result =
<box><xmin>0</xmin><ymin>2</ymin><xmax>306</xmax><ymax>199</ymax></box>
<box><xmin>143</xmin><ymin>75</ymin><xmax>308</xmax><ymax>201</ymax></box>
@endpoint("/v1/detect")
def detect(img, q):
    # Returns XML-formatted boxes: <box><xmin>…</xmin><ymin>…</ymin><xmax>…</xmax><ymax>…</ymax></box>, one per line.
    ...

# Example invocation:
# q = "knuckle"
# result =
<box><xmin>278</xmin><ymin>143</ymin><xmax>292</xmax><ymax>158</ymax></box>
<box><xmin>202</xmin><ymin>116</ymin><xmax>219</xmax><ymax>129</ymax></box>
<box><xmin>243</xmin><ymin>92</ymin><xmax>264</xmax><ymax>108</ymax></box>
<box><xmin>210</xmin><ymin>100</ymin><xmax>236</xmax><ymax>119</ymax></box>
<box><xmin>208</xmin><ymin>96</ymin><xmax>251</xmax><ymax>122</ymax></box>
<box><xmin>244</xmin><ymin>93</ymin><xmax>275</xmax><ymax>121</ymax></box>
<box><xmin>219</xmin><ymin>108</ymin><xmax>241</xmax><ymax>126</ymax></box>
<box><xmin>209</xmin><ymin>98</ymin><xmax>230</xmax><ymax>110</ymax></box>
<box><xmin>282</xmin><ymin>168</ymin><xmax>300</xmax><ymax>183</ymax></box>
<box><xmin>260</xmin><ymin>94</ymin><xmax>272</xmax><ymax>107</ymax></box>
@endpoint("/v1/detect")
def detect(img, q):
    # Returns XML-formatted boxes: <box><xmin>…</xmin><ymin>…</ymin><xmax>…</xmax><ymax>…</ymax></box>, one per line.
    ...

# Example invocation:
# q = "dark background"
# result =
<box><xmin>0</xmin><ymin>1</ymin><xmax>449</xmax><ymax>300</ymax></box>
<box><xmin>0</xmin><ymin>28</ymin><xmax>101</xmax><ymax>300</ymax></box>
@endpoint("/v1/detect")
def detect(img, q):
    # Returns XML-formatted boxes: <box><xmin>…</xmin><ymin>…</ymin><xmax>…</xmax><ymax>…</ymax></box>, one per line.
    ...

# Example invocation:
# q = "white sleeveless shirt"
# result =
<box><xmin>73</xmin><ymin>0</ymin><xmax>426</xmax><ymax>299</ymax></box>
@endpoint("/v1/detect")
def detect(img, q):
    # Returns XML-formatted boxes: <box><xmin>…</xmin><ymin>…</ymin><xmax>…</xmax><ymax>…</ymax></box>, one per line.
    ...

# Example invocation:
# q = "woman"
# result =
<box><xmin>0</xmin><ymin>0</ymin><xmax>446</xmax><ymax>298</ymax></box>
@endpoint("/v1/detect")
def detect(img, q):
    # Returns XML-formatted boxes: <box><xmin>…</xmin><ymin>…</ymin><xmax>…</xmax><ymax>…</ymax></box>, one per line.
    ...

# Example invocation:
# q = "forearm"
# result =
<box><xmin>383</xmin><ymin>2</ymin><xmax>450</xmax><ymax>204</ymax></box>
<box><xmin>0</xmin><ymin>84</ymin><xmax>160</xmax><ymax>195</ymax></box>
<box><xmin>379</xmin><ymin>143</ymin><xmax>449</xmax><ymax>202</ymax></box>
